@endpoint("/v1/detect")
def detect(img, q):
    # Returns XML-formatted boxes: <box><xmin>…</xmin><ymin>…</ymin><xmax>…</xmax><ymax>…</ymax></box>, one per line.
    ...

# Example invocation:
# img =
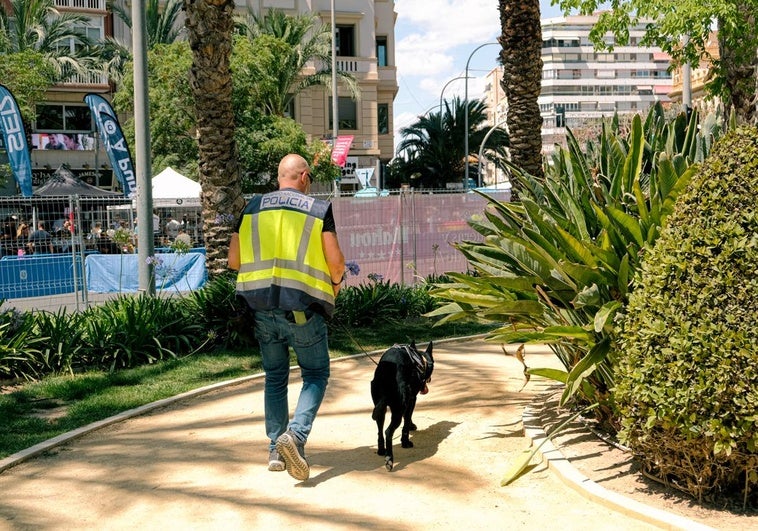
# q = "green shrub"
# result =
<box><xmin>182</xmin><ymin>272</ymin><xmax>255</xmax><ymax>349</ymax></box>
<box><xmin>616</xmin><ymin>126</ymin><xmax>758</xmax><ymax>507</ymax></box>
<box><xmin>428</xmin><ymin>106</ymin><xmax>726</xmax><ymax>431</ymax></box>
<box><xmin>0</xmin><ymin>306</ymin><xmax>44</xmax><ymax>380</ymax></box>
<box><xmin>79</xmin><ymin>294</ymin><xmax>205</xmax><ymax>371</ymax></box>
<box><xmin>333</xmin><ymin>275</ymin><xmax>441</xmax><ymax>328</ymax></box>
<box><xmin>32</xmin><ymin>309</ymin><xmax>86</xmax><ymax>375</ymax></box>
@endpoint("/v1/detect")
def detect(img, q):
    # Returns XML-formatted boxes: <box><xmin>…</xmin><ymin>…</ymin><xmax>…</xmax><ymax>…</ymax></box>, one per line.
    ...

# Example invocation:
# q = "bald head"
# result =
<box><xmin>278</xmin><ymin>154</ymin><xmax>311</xmax><ymax>192</ymax></box>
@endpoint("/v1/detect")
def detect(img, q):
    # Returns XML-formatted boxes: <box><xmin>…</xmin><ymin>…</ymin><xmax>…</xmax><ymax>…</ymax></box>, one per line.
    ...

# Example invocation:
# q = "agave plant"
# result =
<box><xmin>428</xmin><ymin>105</ymin><xmax>727</xmax><ymax>430</ymax></box>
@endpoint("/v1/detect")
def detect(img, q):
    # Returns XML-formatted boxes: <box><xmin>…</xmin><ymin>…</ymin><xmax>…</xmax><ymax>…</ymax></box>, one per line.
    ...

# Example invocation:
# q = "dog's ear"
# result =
<box><xmin>425</xmin><ymin>341</ymin><xmax>433</xmax><ymax>360</ymax></box>
<box><xmin>409</xmin><ymin>339</ymin><xmax>416</xmax><ymax>350</ymax></box>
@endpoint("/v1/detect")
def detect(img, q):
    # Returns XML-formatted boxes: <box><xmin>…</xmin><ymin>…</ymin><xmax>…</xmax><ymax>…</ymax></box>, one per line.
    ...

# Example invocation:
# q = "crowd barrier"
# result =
<box><xmin>0</xmin><ymin>253</ymin><xmax>85</xmax><ymax>300</ymax></box>
<box><xmin>0</xmin><ymin>190</ymin><xmax>510</xmax><ymax>312</ymax></box>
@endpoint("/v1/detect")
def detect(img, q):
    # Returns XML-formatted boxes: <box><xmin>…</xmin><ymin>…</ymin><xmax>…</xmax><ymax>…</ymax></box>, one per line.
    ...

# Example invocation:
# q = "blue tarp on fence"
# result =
<box><xmin>86</xmin><ymin>252</ymin><xmax>207</xmax><ymax>293</ymax></box>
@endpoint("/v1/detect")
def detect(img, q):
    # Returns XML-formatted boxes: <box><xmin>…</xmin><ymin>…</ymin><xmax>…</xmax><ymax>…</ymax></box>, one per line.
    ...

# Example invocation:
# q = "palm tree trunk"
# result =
<box><xmin>498</xmin><ymin>0</ymin><xmax>544</xmax><ymax>182</ymax></box>
<box><xmin>183</xmin><ymin>0</ymin><xmax>245</xmax><ymax>275</ymax></box>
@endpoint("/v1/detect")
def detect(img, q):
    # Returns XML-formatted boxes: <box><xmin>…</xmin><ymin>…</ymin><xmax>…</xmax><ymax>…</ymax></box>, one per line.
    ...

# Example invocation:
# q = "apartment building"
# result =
<box><xmin>15</xmin><ymin>0</ymin><xmax>398</xmax><ymax>191</ymax></box>
<box><xmin>481</xmin><ymin>66</ymin><xmax>507</xmax><ymax>186</ymax></box>
<box><xmin>12</xmin><ymin>0</ymin><xmax>113</xmax><ymax>190</ymax></box>
<box><xmin>539</xmin><ymin>14</ymin><xmax>672</xmax><ymax>152</ymax></box>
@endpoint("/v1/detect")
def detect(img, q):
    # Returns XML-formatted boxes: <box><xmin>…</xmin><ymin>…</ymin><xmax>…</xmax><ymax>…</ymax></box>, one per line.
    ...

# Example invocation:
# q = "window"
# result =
<box><xmin>283</xmin><ymin>95</ymin><xmax>295</xmax><ymax>120</ymax></box>
<box><xmin>377</xmin><ymin>103</ymin><xmax>389</xmax><ymax>134</ymax></box>
<box><xmin>376</xmin><ymin>36</ymin><xmax>388</xmax><ymax>67</ymax></box>
<box><xmin>329</xmin><ymin>97</ymin><xmax>357</xmax><ymax>130</ymax></box>
<box><xmin>336</xmin><ymin>25</ymin><xmax>355</xmax><ymax>57</ymax></box>
<box><xmin>35</xmin><ymin>104</ymin><xmax>92</xmax><ymax>132</ymax></box>
<box><xmin>555</xmin><ymin>106</ymin><xmax>565</xmax><ymax>127</ymax></box>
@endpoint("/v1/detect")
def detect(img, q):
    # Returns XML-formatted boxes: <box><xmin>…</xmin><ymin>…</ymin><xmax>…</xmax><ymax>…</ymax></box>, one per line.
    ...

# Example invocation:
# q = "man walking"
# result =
<box><xmin>228</xmin><ymin>153</ymin><xmax>345</xmax><ymax>481</ymax></box>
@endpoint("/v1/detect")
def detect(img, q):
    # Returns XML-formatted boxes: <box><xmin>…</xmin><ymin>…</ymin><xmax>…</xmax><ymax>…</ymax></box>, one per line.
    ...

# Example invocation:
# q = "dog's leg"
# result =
<box><xmin>407</xmin><ymin>395</ymin><xmax>418</xmax><ymax>431</ymax></box>
<box><xmin>384</xmin><ymin>408</ymin><xmax>403</xmax><ymax>471</ymax></box>
<box><xmin>374</xmin><ymin>406</ymin><xmax>387</xmax><ymax>456</ymax></box>
<box><xmin>372</xmin><ymin>378</ymin><xmax>387</xmax><ymax>456</ymax></box>
<box><xmin>401</xmin><ymin>399</ymin><xmax>415</xmax><ymax>449</ymax></box>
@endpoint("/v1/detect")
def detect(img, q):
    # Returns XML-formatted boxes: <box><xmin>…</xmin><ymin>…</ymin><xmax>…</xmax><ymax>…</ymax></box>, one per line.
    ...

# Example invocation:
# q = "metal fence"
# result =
<box><xmin>0</xmin><ymin>189</ymin><xmax>510</xmax><ymax>312</ymax></box>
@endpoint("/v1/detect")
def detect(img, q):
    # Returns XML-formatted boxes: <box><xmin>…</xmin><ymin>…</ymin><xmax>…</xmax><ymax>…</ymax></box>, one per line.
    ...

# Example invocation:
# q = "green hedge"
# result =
<box><xmin>616</xmin><ymin>126</ymin><xmax>758</xmax><ymax>508</ymax></box>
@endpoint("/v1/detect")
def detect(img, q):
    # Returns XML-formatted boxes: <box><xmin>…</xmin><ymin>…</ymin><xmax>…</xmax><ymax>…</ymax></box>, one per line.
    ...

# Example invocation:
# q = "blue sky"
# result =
<box><xmin>392</xmin><ymin>0</ymin><xmax>566</xmax><ymax>151</ymax></box>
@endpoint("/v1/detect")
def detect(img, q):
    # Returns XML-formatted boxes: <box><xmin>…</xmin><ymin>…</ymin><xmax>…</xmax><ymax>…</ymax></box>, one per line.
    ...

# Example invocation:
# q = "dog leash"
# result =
<box><xmin>329</xmin><ymin>316</ymin><xmax>380</xmax><ymax>365</ymax></box>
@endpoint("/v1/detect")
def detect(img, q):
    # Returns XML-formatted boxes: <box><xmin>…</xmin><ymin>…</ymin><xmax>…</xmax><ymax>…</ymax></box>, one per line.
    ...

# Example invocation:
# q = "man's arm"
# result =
<box><xmin>322</xmin><ymin>231</ymin><xmax>345</xmax><ymax>295</ymax></box>
<box><xmin>228</xmin><ymin>232</ymin><xmax>241</xmax><ymax>271</ymax></box>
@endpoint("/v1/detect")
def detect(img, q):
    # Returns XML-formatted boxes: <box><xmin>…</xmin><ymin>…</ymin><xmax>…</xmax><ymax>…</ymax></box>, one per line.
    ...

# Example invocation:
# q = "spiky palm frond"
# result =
<box><xmin>235</xmin><ymin>7</ymin><xmax>359</xmax><ymax>116</ymax></box>
<box><xmin>0</xmin><ymin>0</ymin><xmax>96</xmax><ymax>82</ymax></box>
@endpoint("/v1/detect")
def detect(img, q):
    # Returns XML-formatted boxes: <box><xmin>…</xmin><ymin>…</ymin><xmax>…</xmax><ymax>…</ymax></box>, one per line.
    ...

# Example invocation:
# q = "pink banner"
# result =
<box><xmin>331</xmin><ymin>135</ymin><xmax>354</xmax><ymax>167</ymax></box>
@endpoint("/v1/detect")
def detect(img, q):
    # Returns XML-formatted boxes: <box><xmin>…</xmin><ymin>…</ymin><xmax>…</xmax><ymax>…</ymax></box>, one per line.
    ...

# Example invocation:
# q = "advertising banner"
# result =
<box><xmin>84</xmin><ymin>94</ymin><xmax>137</xmax><ymax>197</ymax></box>
<box><xmin>0</xmin><ymin>84</ymin><xmax>33</xmax><ymax>196</ymax></box>
<box><xmin>330</xmin><ymin>135</ymin><xmax>353</xmax><ymax>167</ymax></box>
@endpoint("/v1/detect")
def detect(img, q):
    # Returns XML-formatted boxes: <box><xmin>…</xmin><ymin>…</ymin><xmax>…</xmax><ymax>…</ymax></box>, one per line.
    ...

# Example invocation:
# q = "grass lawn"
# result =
<box><xmin>0</xmin><ymin>318</ymin><xmax>495</xmax><ymax>460</ymax></box>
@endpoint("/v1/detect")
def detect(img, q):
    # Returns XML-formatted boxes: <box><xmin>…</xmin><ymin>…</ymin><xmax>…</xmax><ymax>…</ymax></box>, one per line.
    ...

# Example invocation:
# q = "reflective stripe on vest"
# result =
<box><xmin>236</xmin><ymin>190</ymin><xmax>335</xmax><ymax>313</ymax></box>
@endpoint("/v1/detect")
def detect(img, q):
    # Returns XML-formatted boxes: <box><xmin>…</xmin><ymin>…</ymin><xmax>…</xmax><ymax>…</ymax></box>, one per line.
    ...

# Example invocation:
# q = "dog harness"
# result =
<box><xmin>397</xmin><ymin>344</ymin><xmax>433</xmax><ymax>384</ymax></box>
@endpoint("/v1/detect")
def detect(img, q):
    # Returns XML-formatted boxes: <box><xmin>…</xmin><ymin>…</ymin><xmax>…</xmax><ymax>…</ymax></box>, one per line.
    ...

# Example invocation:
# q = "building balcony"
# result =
<box><xmin>54</xmin><ymin>0</ymin><xmax>106</xmax><ymax>10</ymax></box>
<box><xmin>57</xmin><ymin>71</ymin><xmax>110</xmax><ymax>87</ymax></box>
<box><xmin>314</xmin><ymin>57</ymin><xmax>378</xmax><ymax>80</ymax></box>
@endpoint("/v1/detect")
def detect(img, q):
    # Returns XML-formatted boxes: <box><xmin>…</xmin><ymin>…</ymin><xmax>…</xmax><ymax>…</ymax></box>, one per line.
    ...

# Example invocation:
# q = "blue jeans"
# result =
<box><xmin>253</xmin><ymin>309</ymin><xmax>330</xmax><ymax>450</ymax></box>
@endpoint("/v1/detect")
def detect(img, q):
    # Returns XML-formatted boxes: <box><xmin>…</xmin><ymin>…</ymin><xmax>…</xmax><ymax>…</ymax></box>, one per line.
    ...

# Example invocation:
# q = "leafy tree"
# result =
<box><xmin>113</xmin><ymin>42</ymin><xmax>198</xmax><ymax>179</ymax></box>
<box><xmin>0</xmin><ymin>0</ymin><xmax>99</xmax><ymax>83</ymax></box>
<box><xmin>112</xmin><ymin>37</ymin><xmax>329</xmax><ymax>191</ymax></box>
<box><xmin>554</xmin><ymin>0</ymin><xmax>758</xmax><ymax>122</ymax></box>
<box><xmin>100</xmin><ymin>0</ymin><xmax>185</xmax><ymax>83</ymax></box>
<box><xmin>234</xmin><ymin>8</ymin><xmax>360</xmax><ymax>116</ymax></box>
<box><xmin>235</xmin><ymin>112</ymin><xmax>308</xmax><ymax>192</ymax></box>
<box><xmin>183</xmin><ymin>0</ymin><xmax>245</xmax><ymax>275</ymax></box>
<box><xmin>0</xmin><ymin>50</ymin><xmax>56</xmax><ymax>123</ymax></box>
<box><xmin>498</xmin><ymin>0</ymin><xmax>544</xmax><ymax>181</ymax></box>
<box><xmin>109</xmin><ymin>0</ymin><xmax>184</xmax><ymax>47</ymax></box>
<box><xmin>395</xmin><ymin>97</ymin><xmax>509</xmax><ymax>189</ymax></box>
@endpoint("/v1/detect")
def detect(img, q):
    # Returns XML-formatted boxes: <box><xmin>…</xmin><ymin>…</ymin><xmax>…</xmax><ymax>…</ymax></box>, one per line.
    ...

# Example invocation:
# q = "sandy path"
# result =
<box><xmin>0</xmin><ymin>341</ymin><xmax>658</xmax><ymax>530</ymax></box>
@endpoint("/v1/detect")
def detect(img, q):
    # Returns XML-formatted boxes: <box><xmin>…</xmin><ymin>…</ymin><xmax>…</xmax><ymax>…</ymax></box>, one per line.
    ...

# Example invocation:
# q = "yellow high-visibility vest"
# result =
<box><xmin>236</xmin><ymin>189</ymin><xmax>335</xmax><ymax>316</ymax></box>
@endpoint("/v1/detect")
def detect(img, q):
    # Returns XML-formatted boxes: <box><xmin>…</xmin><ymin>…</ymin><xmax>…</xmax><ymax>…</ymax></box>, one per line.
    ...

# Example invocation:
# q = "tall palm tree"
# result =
<box><xmin>108</xmin><ymin>0</ymin><xmax>184</xmax><ymax>47</ymax></box>
<box><xmin>101</xmin><ymin>0</ymin><xmax>184</xmax><ymax>83</ymax></box>
<box><xmin>498</xmin><ymin>0</ymin><xmax>544</xmax><ymax>181</ymax></box>
<box><xmin>0</xmin><ymin>0</ymin><xmax>98</xmax><ymax>83</ymax></box>
<box><xmin>183</xmin><ymin>0</ymin><xmax>245</xmax><ymax>275</ymax></box>
<box><xmin>396</xmin><ymin>97</ymin><xmax>509</xmax><ymax>189</ymax></box>
<box><xmin>235</xmin><ymin>8</ymin><xmax>359</xmax><ymax>116</ymax></box>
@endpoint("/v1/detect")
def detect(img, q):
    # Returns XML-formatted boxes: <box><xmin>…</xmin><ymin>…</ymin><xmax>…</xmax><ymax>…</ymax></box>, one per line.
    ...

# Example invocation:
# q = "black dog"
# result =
<box><xmin>371</xmin><ymin>341</ymin><xmax>434</xmax><ymax>471</ymax></box>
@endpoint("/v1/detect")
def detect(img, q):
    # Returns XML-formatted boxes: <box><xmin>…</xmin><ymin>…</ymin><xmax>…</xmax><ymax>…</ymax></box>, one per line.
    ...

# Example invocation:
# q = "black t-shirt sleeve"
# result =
<box><xmin>323</xmin><ymin>204</ymin><xmax>336</xmax><ymax>233</ymax></box>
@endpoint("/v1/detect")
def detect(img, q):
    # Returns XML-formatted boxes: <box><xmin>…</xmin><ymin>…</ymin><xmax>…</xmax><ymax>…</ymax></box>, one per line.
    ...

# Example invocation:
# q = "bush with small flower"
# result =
<box><xmin>170</xmin><ymin>232</ymin><xmax>192</xmax><ymax>254</ymax></box>
<box><xmin>107</xmin><ymin>226</ymin><xmax>134</xmax><ymax>253</ymax></box>
<box><xmin>333</xmin><ymin>262</ymin><xmax>442</xmax><ymax>327</ymax></box>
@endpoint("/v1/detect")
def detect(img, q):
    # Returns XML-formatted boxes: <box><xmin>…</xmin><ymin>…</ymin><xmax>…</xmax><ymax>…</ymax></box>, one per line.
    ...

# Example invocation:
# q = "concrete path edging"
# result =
<box><xmin>522</xmin><ymin>404</ymin><xmax>717</xmax><ymax>531</ymax></box>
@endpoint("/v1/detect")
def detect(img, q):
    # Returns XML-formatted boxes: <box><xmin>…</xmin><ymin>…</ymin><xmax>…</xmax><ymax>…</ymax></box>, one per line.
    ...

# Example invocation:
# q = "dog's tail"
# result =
<box><xmin>372</xmin><ymin>399</ymin><xmax>387</xmax><ymax>421</ymax></box>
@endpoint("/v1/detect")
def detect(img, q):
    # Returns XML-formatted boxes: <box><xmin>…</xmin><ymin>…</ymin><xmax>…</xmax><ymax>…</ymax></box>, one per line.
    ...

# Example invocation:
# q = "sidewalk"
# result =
<box><xmin>0</xmin><ymin>339</ymin><xmax>686</xmax><ymax>530</ymax></box>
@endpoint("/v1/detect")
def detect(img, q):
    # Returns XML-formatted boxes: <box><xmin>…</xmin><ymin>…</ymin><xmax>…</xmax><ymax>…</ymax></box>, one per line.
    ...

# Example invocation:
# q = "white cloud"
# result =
<box><xmin>394</xmin><ymin>0</ymin><xmax>500</xmax><ymax>80</ymax></box>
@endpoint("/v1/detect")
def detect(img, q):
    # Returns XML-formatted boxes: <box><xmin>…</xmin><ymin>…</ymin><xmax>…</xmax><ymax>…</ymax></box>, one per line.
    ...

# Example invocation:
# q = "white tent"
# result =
<box><xmin>152</xmin><ymin>167</ymin><xmax>201</xmax><ymax>200</ymax></box>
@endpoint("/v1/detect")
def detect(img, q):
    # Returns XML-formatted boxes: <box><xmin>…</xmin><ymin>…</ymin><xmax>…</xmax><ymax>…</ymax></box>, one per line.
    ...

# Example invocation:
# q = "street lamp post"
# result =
<box><xmin>477</xmin><ymin>117</ymin><xmax>506</xmax><ymax>187</ymax></box>
<box><xmin>330</xmin><ymin>0</ymin><xmax>339</xmax><ymax>194</ymax></box>
<box><xmin>438</xmin><ymin>75</ymin><xmax>468</xmax><ymax>119</ymax></box>
<box><xmin>463</xmin><ymin>42</ymin><xmax>499</xmax><ymax>189</ymax></box>
<box><xmin>132</xmin><ymin>0</ymin><xmax>154</xmax><ymax>294</ymax></box>
<box><xmin>331</xmin><ymin>0</ymin><xmax>338</xmax><ymax>142</ymax></box>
